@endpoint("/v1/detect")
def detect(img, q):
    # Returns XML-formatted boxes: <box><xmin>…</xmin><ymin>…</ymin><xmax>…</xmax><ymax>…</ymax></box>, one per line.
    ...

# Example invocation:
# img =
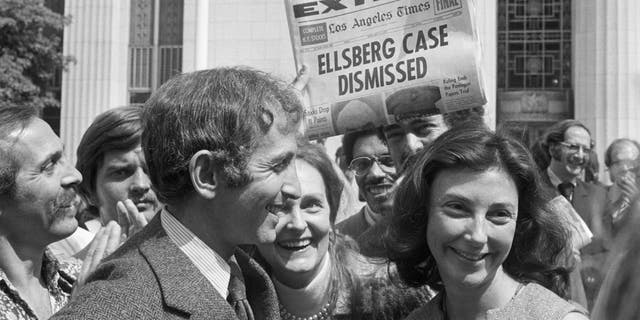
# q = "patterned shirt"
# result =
<box><xmin>0</xmin><ymin>250</ymin><xmax>78</xmax><ymax>320</ymax></box>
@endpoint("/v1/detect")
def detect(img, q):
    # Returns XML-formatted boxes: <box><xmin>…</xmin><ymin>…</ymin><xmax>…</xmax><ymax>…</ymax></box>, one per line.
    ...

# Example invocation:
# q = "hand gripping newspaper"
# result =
<box><xmin>284</xmin><ymin>0</ymin><xmax>487</xmax><ymax>139</ymax></box>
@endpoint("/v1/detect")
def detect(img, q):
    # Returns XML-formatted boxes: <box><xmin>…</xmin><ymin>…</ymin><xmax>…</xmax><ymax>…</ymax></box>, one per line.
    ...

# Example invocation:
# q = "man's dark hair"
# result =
<box><xmin>0</xmin><ymin>106</ymin><xmax>38</xmax><ymax>195</ymax></box>
<box><xmin>341</xmin><ymin>127</ymin><xmax>387</xmax><ymax>165</ymax></box>
<box><xmin>604</xmin><ymin>138</ymin><xmax>640</xmax><ymax>167</ymax></box>
<box><xmin>585</xmin><ymin>149</ymin><xmax>601</xmax><ymax>184</ymax></box>
<box><xmin>530</xmin><ymin>137</ymin><xmax>551</xmax><ymax>171</ymax></box>
<box><xmin>76</xmin><ymin>106</ymin><xmax>143</xmax><ymax>204</ymax></box>
<box><xmin>141</xmin><ymin>67</ymin><xmax>303</xmax><ymax>205</ymax></box>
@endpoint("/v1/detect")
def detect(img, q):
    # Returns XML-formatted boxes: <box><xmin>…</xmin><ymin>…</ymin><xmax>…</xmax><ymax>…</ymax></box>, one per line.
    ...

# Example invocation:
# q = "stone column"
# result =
<box><xmin>573</xmin><ymin>0</ymin><xmax>640</xmax><ymax>180</ymax></box>
<box><xmin>182</xmin><ymin>0</ymin><xmax>209</xmax><ymax>72</ymax></box>
<box><xmin>475</xmin><ymin>0</ymin><xmax>498</xmax><ymax>129</ymax></box>
<box><xmin>60</xmin><ymin>0</ymin><xmax>130</xmax><ymax>162</ymax></box>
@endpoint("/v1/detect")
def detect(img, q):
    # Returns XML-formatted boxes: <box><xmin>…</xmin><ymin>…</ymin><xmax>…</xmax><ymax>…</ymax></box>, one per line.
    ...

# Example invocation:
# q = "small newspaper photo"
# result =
<box><xmin>284</xmin><ymin>0</ymin><xmax>487</xmax><ymax>139</ymax></box>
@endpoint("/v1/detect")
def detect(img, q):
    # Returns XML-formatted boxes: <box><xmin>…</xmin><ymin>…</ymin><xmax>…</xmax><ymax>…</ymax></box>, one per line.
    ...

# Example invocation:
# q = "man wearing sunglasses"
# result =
<box><xmin>542</xmin><ymin>119</ymin><xmax>608</xmax><ymax>309</ymax></box>
<box><xmin>604</xmin><ymin>138</ymin><xmax>640</xmax><ymax>235</ymax></box>
<box><xmin>336</xmin><ymin>128</ymin><xmax>397</xmax><ymax>257</ymax></box>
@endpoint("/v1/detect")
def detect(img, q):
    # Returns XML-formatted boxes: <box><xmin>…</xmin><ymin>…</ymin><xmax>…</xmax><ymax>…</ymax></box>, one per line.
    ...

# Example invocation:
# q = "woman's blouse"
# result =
<box><xmin>405</xmin><ymin>282</ymin><xmax>588</xmax><ymax>320</ymax></box>
<box><xmin>272</xmin><ymin>238</ymin><xmax>432</xmax><ymax>320</ymax></box>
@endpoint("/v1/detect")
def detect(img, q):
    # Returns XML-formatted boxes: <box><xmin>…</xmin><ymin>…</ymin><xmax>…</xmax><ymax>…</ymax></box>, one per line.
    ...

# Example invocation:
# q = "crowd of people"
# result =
<box><xmin>1</xmin><ymin>66</ymin><xmax>639</xmax><ymax>319</ymax></box>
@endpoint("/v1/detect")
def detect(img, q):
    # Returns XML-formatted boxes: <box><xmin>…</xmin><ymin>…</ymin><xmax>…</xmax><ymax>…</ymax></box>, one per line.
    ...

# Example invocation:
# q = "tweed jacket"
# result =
<box><xmin>50</xmin><ymin>215</ymin><xmax>280</xmax><ymax>320</ymax></box>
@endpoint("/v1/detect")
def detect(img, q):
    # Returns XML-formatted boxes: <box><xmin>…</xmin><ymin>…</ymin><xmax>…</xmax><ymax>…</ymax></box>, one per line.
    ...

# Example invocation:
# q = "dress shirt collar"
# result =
<box><xmin>161</xmin><ymin>208</ymin><xmax>231</xmax><ymax>298</ymax></box>
<box><xmin>547</xmin><ymin>166</ymin><xmax>577</xmax><ymax>189</ymax></box>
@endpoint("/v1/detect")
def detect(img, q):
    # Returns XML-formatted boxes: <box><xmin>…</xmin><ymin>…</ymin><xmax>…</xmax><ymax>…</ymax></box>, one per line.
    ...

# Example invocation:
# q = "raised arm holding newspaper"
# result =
<box><xmin>284</xmin><ymin>0</ymin><xmax>486</xmax><ymax>139</ymax></box>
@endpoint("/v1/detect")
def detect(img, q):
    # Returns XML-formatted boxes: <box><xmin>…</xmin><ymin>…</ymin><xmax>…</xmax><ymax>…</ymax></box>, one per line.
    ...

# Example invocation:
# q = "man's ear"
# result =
<box><xmin>189</xmin><ymin>150</ymin><xmax>220</xmax><ymax>200</ymax></box>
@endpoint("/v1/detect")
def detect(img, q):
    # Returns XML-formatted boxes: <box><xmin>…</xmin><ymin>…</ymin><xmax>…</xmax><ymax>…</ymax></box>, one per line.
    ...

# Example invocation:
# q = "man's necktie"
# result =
<box><xmin>558</xmin><ymin>182</ymin><xmax>575</xmax><ymax>202</ymax></box>
<box><xmin>227</xmin><ymin>261</ymin><xmax>254</xmax><ymax>320</ymax></box>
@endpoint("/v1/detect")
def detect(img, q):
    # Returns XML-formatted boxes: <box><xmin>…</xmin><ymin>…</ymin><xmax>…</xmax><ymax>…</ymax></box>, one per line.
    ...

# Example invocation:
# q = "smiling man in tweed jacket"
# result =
<box><xmin>52</xmin><ymin>67</ymin><xmax>304</xmax><ymax>319</ymax></box>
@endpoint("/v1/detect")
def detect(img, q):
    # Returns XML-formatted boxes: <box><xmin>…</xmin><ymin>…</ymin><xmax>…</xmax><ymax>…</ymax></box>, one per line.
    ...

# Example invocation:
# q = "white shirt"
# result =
<box><xmin>48</xmin><ymin>226</ymin><xmax>94</xmax><ymax>260</ymax></box>
<box><xmin>161</xmin><ymin>208</ymin><xmax>231</xmax><ymax>298</ymax></box>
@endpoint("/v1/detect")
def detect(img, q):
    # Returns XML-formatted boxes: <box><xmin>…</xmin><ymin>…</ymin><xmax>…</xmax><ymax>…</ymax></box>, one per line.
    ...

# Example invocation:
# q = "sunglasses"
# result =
<box><xmin>349</xmin><ymin>155</ymin><xmax>395</xmax><ymax>176</ymax></box>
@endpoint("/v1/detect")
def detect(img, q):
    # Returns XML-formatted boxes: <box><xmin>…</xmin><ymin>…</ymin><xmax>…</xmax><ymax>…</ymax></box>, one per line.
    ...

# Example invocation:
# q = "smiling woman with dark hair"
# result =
<box><xmin>254</xmin><ymin>141</ymin><xmax>430</xmax><ymax>320</ymax></box>
<box><xmin>385</xmin><ymin>125</ymin><xmax>588</xmax><ymax>320</ymax></box>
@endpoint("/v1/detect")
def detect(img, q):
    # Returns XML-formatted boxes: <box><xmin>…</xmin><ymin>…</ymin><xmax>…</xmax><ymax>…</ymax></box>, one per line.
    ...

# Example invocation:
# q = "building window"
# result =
<box><xmin>497</xmin><ymin>0</ymin><xmax>572</xmax><ymax>146</ymax></box>
<box><xmin>498</xmin><ymin>0</ymin><xmax>571</xmax><ymax>90</ymax></box>
<box><xmin>41</xmin><ymin>0</ymin><xmax>65</xmax><ymax>135</ymax></box>
<box><xmin>129</xmin><ymin>0</ymin><xmax>183</xmax><ymax>104</ymax></box>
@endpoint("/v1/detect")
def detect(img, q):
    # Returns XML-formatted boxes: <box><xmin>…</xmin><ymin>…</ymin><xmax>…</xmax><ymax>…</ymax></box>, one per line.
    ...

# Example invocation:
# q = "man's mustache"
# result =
<box><xmin>51</xmin><ymin>189</ymin><xmax>80</xmax><ymax>218</ymax></box>
<box><xmin>568</xmin><ymin>153</ymin><xmax>588</xmax><ymax>167</ymax></box>
<box><xmin>56</xmin><ymin>190</ymin><xmax>79</xmax><ymax>208</ymax></box>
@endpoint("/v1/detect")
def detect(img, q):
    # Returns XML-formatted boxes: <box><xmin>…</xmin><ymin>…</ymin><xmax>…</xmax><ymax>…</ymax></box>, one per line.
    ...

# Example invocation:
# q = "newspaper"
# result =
<box><xmin>284</xmin><ymin>0</ymin><xmax>487</xmax><ymax>139</ymax></box>
<box><xmin>547</xmin><ymin>195</ymin><xmax>593</xmax><ymax>251</ymax></box>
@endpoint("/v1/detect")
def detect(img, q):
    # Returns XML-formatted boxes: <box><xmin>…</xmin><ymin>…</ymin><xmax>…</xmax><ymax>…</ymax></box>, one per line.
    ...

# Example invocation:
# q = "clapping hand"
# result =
<box><xmin>74</xmin><ymin>199</ymin><xmax>149</xmax><ymax>296</ymax></box>
<box><xmin>116</xmin><ymin>199</ymin><xmax>148</xmax><ymax>238</ymax></box>
<box><xmin>617</xmin><ymin>172</ymin><xmax>639</xmax><ymax>202</ymax></box>
<box><xmin>74</xmin><ymin>221</ymin><xmax>122</xmax><ymax>295</ymax></box>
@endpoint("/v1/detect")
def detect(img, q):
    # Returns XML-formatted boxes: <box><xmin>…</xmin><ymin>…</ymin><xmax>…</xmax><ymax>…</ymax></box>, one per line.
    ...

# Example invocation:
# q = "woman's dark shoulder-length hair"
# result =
<box><xmin>384</xmin><ymin>124</ymin><xmax>571</xmax><ymax>297</ymax></box>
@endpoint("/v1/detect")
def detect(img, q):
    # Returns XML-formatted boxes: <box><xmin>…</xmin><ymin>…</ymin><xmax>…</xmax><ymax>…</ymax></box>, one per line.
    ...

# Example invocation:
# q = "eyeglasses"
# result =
<box><xmin>558</xmin><ymin>141</ymin><xmax>593</xmax><ymax>154</ymax></box>
<box><xmin>349</xmin><ymin>155</ymin><xmax>395</xmax><ymax>176</ymax></box>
